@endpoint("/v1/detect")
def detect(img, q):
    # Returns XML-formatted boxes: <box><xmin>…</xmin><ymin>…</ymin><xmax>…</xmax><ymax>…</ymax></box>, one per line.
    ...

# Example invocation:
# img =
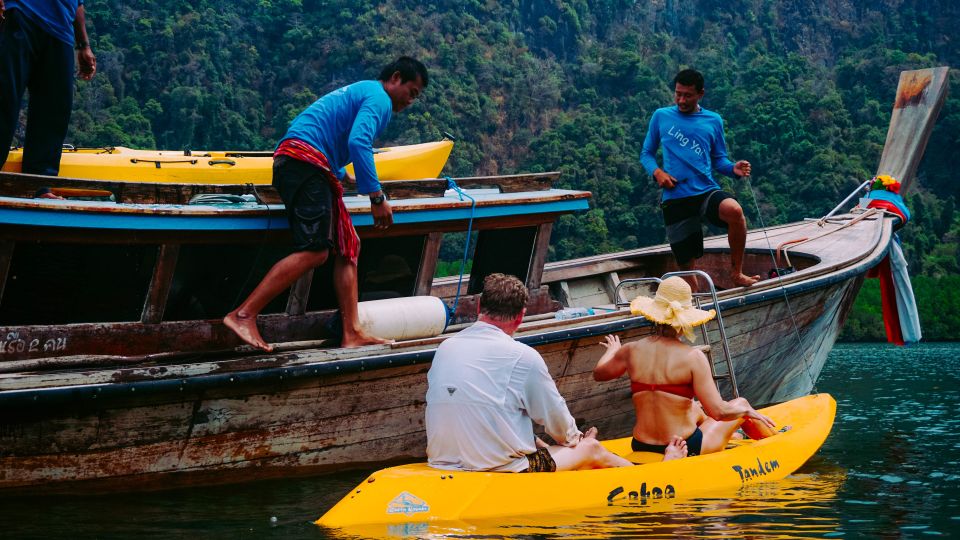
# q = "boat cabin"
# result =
<box><xmin>0</xmin><ymin>171</ymin><xmax>588</xmax><ymax>362</ymax></box>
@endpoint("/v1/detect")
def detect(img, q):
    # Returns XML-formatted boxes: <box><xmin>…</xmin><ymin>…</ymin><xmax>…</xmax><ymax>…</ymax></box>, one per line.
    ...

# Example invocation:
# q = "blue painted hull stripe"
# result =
<box><xmin>0</xmin><ymin>199</ymin><xmax>589</xmax><ymax>231</ymax></box>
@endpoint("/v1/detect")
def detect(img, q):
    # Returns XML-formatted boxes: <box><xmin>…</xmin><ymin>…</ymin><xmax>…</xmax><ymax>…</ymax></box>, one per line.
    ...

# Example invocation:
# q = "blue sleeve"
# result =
<box><xmin>640</xmin><ymin>111</ymin><xmax>661</xmax><ymax>176</ymax></box>
<box><xmin>348</xmin><ymin>94</ymin><xmax>390</xmax><ymax>194</ymax></box>
<box><xmin>712</xmin><ymin>119</ymin><xmax>736</xmax><ymax>178</ymax></box>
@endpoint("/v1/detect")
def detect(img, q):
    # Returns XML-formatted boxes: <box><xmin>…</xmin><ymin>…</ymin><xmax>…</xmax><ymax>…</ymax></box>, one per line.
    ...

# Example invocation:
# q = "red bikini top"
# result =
<box><xmin>630</xmin><ymin>381</ymin><xmax>696</xmax><ymax>400</ymax></box>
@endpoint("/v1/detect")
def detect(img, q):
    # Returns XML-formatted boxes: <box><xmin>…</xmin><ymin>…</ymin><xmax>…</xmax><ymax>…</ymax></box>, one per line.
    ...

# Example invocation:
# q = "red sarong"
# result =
<box><xmin>274</xmin><ymin>139</ymin><xmax>360</xmax><ymax>262</ymax></box>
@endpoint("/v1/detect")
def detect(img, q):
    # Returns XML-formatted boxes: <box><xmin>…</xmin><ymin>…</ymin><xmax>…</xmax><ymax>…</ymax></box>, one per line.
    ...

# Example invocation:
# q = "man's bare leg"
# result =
<box><xmin>549</xmin><ymin>428</ymin><xmax>633</xmax><ymax>470</ymax></box>
<box><xmin>718</xmin><ymin>198</ymin><xmax>759</xmax><ymax>287</ymax></box>
<box><xmin>678</xmin><ymin>260</ymin><xmax>701</xmax><ymax>292</ymax></box>
<box><xmin>224</xmin><ymin>249</ymin><xmax>329</xmax><ymax>351</ymax></box>
<box><xmin>333</xmin><ymin>254</ymin><xmax>392</xmax><ymax>348</ymax></box>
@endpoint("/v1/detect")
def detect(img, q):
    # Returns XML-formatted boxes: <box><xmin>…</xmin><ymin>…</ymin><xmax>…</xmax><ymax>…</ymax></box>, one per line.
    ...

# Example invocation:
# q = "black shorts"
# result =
<box><xmin>522</xmin><ymin>447</ymin><xmax>557</xmax><ymax>473</ymax></box>
<box><xmin>661</xmin><ymin>190</ymin><xmax>734</xmax><ymax>265</ymax></box>
<box><xmin>273</xmin><ymin>155</ymin><xmax>337</xmax><ymax>252</ymax></box>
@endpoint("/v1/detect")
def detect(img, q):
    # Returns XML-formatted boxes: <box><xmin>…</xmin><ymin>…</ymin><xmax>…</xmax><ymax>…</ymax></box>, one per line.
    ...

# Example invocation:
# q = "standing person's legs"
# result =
<box><xmin>224</xmin><ymin>249</ymin><xmax>330</xmax><ymax>351</ymax></box>
<box><xmin>715</xmin><ymin>197</ymin><xmax>759</xmax><ymax>287</ymax></box>
<box><xmin>224</xmin><ymin>157</ymin><xmax>335</xmax><ymax>351</ymax></box>
<box><xmin>333</xmin><ymin>253</ymin><xmax>391</xmax><ymax>347</ymax></box>
<box><xmin>22</xmin><ymin>22</ymin><xmax>74</xmax><ymax>176</ymax></box>
<box><xmin>0</xmin><ymin>9</ymin><xmax>34</xmax><ymax>168</ymax></box>
<box><xmin>663</xmin><ymin>195</ymin><xmax>706</xmax><ymax>291</ymax></box>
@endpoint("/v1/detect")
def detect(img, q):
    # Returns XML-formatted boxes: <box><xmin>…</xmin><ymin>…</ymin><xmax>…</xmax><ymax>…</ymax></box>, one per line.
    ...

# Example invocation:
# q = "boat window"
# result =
<box><xmin>435</xmin><ymin>231</ymin><xmax>477</xmax><ymax>278</ymax></box>
<box><xmin>164</xmin><ymin>244</ymin><xmax>295</xmax><ymax>321</ymax></box>
<box><xmin>358</xmin><ymin>236</ymin><xmax>425</xmax><ymax>301</ymax></box>
<box><xmin>468</xmin><ymin>226</ymin><xmax>538</xmax><ymax>294</ymax></box>
<box><xmin>304</xmin><ymin>235</ymin><xmax>427</xmax><ymax>309</ymax></box>
<box><xmin>0</xmin><ymin>243</ymin><xmax>155</xmax><ymax>324</ymax></box>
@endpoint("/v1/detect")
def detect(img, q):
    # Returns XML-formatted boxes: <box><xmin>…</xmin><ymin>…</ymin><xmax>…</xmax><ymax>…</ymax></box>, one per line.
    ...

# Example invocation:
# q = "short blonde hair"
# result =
<box><xmin>479</xmin><ymin>273</ymin><xmax>528</xmax><ymax>321</ymax></box>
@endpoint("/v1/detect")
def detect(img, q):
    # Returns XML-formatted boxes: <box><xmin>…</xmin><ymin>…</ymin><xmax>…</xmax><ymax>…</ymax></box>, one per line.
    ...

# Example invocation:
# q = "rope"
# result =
<box><xmin>444</xmin><ymin>176</ymin><xmax>476</xmax><ymax>322</ymax></box>
<box><xmin>770</xmin><ymin>208</ymin><xmax>881</xmax><ymax>269</ymax></box>
<box><xmin>743</xmin><ymin>176</ymin><xmax>820</xmax><ymax>395</ymax></box>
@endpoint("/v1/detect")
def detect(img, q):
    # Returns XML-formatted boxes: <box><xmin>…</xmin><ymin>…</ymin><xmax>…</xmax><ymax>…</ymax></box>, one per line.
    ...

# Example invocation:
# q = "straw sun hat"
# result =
<box><xmin>629</xmin><ymin>276</ymin><xmax>716</xmax><ymax>342</ymax></box>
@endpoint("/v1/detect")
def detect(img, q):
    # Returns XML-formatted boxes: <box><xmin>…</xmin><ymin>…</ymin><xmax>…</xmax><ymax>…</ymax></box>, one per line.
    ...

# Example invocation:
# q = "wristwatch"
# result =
<box><xmin>369</xmin><ymin>193</ymin><xmax>386</xmax><ymax>205</ymax></box>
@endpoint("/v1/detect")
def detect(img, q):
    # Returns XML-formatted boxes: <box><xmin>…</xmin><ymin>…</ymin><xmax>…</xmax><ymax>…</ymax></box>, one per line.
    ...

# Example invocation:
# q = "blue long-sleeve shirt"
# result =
<box><xmin>640</xmin><ymin>105</ymin><xmax>737</xmax><ymax>201</ymax></box>
<box><xmin>281</xmin><ymin>80</ymin><xmax>392</xmax><ymax>194</ymax></box>
<box><xmin>5</xmin><ymin>0</ymin><xmax>82</xmax><ymax>45</ymax></box>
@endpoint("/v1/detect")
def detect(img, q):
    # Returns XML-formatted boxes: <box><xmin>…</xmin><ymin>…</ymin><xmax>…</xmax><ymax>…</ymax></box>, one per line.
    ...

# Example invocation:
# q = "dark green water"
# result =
<box><xmin>3</xmin><ymin>343</ymin><xmax>959</xmax><ymax>539</ymax></box>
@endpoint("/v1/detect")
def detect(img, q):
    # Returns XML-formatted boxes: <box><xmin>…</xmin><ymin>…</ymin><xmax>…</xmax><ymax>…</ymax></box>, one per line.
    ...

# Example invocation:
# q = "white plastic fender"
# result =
<box><xmin>356</xmin><ymin>296</ymin><xmax>449</xmax><ymax>341</ymax></box>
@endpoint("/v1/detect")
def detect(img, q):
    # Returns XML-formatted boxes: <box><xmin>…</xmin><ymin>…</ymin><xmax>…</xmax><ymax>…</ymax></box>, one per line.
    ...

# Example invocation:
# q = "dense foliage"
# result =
<box><xmin>16</xmin><ymin>0</ymin><xmax>960</xmax><ymax>339</ymax></box>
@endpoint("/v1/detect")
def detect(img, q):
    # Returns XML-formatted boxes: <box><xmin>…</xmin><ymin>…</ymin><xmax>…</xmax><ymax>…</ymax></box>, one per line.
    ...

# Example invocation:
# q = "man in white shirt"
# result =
<box><xmin>426</xmin><ymin>273</ymin><xmax>686</xmax><ymax>472</ymax></box>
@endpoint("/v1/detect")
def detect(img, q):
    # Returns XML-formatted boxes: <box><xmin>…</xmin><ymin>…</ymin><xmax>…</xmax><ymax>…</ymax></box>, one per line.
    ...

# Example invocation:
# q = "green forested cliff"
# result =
<box><xmin>20</xmin><ymin>0</ymin><xmax>960</xmax><ymax>339</ymax></box>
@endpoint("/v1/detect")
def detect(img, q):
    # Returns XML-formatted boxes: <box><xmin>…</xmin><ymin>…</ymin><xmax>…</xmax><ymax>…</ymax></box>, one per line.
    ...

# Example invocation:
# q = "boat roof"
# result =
<box><xmin>0</xmin><ymin>187</ymin><xmax>590</xmax><ymax>230</ymax></box>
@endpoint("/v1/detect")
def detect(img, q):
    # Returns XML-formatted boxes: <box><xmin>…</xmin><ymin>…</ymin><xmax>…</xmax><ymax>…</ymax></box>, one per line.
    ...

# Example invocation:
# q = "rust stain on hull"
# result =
<box><xmin>895</xmin><ymin>72</ymin><xmax>931</xmax><ymax>109</ymax></box>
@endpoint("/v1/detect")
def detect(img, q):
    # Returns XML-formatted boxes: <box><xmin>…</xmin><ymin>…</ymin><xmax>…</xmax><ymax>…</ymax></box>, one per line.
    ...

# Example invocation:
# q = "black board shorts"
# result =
<box><xmin>661</xmin><ymin>190</ymin><xmax>734</xmax><ymax>265</ymax></box>
<box><xmin>273</xmin><ymin>155</ymin><xmax>337</xmax><ymax>252</ymax></box>
<box><xmin>522</xmin><ymin>447</ymin><xmax>557</xmax><ymax>473</ymax></box>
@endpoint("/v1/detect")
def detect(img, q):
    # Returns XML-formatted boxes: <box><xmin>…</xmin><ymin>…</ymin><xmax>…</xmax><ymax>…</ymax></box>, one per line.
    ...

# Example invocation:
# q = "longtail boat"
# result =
<box><xmin>0</xmin><ymin>67</ymin><xmax>947</xmax><ymax>493</ymax></box>
<box><xmin>2</xmin><ymin>139</ymin><xmax>454</xmax><ymax>184</ymax></box>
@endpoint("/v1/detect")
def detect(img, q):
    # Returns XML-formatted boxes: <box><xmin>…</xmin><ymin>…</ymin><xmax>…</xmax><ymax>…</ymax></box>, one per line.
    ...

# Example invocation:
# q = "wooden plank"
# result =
<box><xmin>526</xmin><ymin>222</ymin><xmax>553</xmax><ymax>289</ymax></box>
<box><xmin>602</xmin><ymin>271</ymin><xmax>621</xmax><ymax>304</ymax></box>
<box><xmin>448</xmin><ymin>172</ymin><xmax>560</xmax><ymax>193</ymax></box>
<box><xmin>414</xmin><ymin>233</ymin><xmax>442</xmax><ymax>296</ymax></box>
<box><xmin>0</xmin><ymin>241</ymin><xmax>13</xmax><ymax>307</ymax></box>
<box><xmin>876</xmin><ymin>66</ymin><xmax>950</xmax><ymax>192</ymax></box>
<box><xmin>343</xmin><ymin>179</ymin><xmax>448</xmax><ymax>199</ymax></box>
<box><xmin>140</xmin><ymin>244</ymin><xmax>180</xmax><ymax>324</ymax></box>
<box><xmin>286</xmin><ymin>269</ymin><xmax>315</xmax><ymax>316</ymax></box>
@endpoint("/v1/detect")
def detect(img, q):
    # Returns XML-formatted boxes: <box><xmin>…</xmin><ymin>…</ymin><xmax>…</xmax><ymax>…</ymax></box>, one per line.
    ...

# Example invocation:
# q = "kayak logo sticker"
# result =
<box><xmin>387</xmin><ymin>491</ymin><xmax>430</xmax><ymax>515</ymax></box>
<box><xmin>607</xmin><ymin>482</ymin><xmax>676</xmax><ymax>506</ymax></box>
<box><xmin>732</xmin><ymin>457</ymin><xmax>780</xmax><ymax>483</ymax></box>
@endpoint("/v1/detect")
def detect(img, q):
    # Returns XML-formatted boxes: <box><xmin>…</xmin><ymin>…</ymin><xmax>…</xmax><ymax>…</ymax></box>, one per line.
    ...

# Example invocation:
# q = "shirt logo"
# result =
<box><xmin>387</xmin><ymin>491</ymin><xmax>430</xmax><ymax>515</ymax></box>
<box><xmin>667</xmin><ymin>124</ymin><xmax>705</xmax><ymax>157</ymax></box>
<box><xmin>447</xmin><ymin>386</ymin><xmax>457</xmax><ymax>395</ymax></box>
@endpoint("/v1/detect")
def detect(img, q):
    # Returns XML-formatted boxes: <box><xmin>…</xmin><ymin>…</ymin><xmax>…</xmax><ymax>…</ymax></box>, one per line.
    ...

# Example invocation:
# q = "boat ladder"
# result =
<box><xmin>614</xmin><ymin>270</ymin><xmax>740</xmax><ymax>399</ymax></box>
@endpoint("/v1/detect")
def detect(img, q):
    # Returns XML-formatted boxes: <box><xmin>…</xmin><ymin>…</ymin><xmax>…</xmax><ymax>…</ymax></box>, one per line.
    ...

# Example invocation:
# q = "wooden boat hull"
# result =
<box><xmin>316</xmin><ymin>394</ymin><xmax>836</xmax><ymax>529</ymax></box>
<box><xmin>0</xmin><ymin>212</ymin><xmax>892</xmax><ymax>492</ymax></box>
<box><xmin>1</xmin><ymin>140</ymin><xmax>454</xmax><ymax>183</ymax></box>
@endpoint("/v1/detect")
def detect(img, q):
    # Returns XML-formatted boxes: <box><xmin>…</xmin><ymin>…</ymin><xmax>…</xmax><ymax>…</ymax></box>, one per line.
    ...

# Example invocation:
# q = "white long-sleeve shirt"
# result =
<box><xmin>425</xmin><ymin>321</ymin><xmax>582</xmax><ymax>472</ymax></box>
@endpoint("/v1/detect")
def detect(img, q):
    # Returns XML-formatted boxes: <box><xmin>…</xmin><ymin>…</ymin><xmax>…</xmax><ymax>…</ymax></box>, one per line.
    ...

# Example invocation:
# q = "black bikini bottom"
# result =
<box><xmin>631</xmin><ymin>427</ymin><xmax>703</xmax><ymax>456</ymax></box>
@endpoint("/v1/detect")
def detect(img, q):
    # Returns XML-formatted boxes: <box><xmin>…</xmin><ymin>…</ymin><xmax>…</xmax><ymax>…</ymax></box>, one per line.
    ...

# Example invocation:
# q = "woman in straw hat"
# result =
<box><xmin>593</xmin><ymin>276</ymin><xmax>774</xmax><ymax>457</ymax></box>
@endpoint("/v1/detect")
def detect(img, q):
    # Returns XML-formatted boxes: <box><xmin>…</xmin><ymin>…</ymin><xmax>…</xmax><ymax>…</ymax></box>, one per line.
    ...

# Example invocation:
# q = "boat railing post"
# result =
<box><xmin>819</xmin><ymin>180</ymin><xmax>871</xmax><ymax>223</ymax></box>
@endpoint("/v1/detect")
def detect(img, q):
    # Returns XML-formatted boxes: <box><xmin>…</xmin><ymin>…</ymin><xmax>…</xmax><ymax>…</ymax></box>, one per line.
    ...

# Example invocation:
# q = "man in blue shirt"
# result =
<box><xmin>0</xmin><ymin>0</ymin><xmax>96</xmax><ymax>176</ymax></box>
<box><xmin>640</xmin><ymin>69</ymin><xmax>759</xmax><ymax>287</ymax></box>
<box><xmin>224</xmin><ymin>57</ymin><xmax>427</xmax><ymax>351</ymax></box>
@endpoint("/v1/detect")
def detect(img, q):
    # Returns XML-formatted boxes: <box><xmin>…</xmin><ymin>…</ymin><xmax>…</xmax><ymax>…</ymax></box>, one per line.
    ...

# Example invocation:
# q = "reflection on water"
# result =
<box><xmin>3</xmin><ymin>343</ymin><xmax>959</xmax><ymax>539</ymax></box>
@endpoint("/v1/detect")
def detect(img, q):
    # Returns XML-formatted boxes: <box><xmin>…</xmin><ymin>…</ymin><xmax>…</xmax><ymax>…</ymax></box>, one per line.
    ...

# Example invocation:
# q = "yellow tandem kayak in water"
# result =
<box><xmin>317</xmin><ymin>393</ymin><xmax>835</xmax><ymax>530</ymax></box>
<box><xmin>2</xmin><ymin>139</ymin><xmax>454</xmax><ymax>184</ymax></box>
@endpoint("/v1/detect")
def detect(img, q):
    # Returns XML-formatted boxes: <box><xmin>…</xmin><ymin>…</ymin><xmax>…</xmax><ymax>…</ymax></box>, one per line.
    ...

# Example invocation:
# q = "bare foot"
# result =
<box><xmin>662</xmin><ymin>436</ymin><xmax>688</xmax><ymax>461</ymax></box>
<box><xmin>731</xmin><ymin>272</ymin><xmax>761</xmax><ymax>287</ymax></box>
<box><xmin>224</xmin><ymin>310</ymin><xmax>273</xmax><ymax>352</ymax></box>
<box><xmin>341</xmin><ymin>329</ymin><xmax>394</xmax><ymax>348</ymax></box>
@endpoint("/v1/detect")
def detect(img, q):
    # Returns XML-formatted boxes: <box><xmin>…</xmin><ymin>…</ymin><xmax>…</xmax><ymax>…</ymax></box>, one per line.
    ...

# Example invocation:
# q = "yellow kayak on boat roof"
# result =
<box><xmin>316</xmin><ymin>393</ymin><xmax>835</xmax><ymax>530</ymax></box>
<box><xmin>2</xmin><ymin>139</ymin><xmax>454</xmax><ymax>184</ymax></box>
